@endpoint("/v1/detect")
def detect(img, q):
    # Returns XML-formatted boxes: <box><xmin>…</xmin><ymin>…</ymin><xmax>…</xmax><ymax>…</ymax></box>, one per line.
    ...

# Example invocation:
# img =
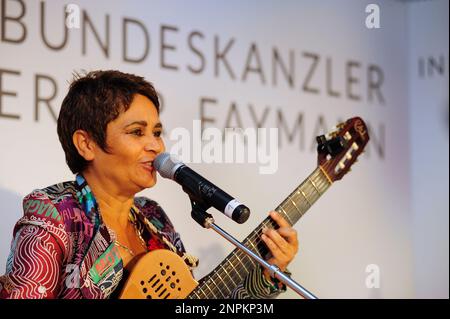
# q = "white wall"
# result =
<box><xmin>408</xmin><ymin>0</ymin><xmax>449</xmax><ymax>298</ymax></box>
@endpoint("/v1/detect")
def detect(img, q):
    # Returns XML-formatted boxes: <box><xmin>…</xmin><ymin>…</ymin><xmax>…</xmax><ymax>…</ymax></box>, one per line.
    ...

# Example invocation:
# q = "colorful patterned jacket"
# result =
<box><xmin>0</xmin><ymin>175</ymin><xmax>285</xmax><ymax>299</ymax></box>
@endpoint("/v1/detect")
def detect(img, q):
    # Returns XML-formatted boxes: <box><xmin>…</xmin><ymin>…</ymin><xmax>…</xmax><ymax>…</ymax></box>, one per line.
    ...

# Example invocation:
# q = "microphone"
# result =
<box><xmin>154</xmin><ymin>153</ymin><xmax>250</xmax><ymax>224</ymax></box>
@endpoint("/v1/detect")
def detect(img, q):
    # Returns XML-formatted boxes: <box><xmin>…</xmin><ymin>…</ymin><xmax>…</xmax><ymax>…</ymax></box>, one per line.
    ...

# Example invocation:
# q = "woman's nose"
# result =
<box><xmin>144</xmin><ymin>135</ymin><xmax>164</xmax><ymax>153</ymax></box>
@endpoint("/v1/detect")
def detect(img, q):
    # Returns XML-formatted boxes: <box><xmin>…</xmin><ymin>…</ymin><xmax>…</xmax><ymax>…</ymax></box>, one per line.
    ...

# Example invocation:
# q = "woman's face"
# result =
<box><xmin>90</xmin><ymin>94</ymin><xmax>165</xmax><ymax>194</ymax></box>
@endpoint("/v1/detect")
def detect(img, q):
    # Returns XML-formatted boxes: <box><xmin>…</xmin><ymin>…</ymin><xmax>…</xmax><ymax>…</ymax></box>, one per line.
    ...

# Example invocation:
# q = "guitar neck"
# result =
<box><xmin>187</xmin><ymin>166</ymin><xmax>333</xmax><ymax>299</ymax></box>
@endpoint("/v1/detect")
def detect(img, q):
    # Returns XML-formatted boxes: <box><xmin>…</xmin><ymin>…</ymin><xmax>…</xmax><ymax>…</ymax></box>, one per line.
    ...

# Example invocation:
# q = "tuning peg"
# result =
<box><xmin>344</xmin><ymin>132</ymin><xmax>352</xmax><ymax>141</ymax></box>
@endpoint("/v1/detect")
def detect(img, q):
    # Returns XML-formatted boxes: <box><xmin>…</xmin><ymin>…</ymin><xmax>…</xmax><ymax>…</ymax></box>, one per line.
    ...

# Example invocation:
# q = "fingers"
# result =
<box><xmin>262</xmin><ymin>227</ymin><xmax>290</xmax><ymax>253</ymax></box>
<box><xmin>261</xmin><ymin>211</ymin><xmax>300</xmax><ymax>271</ymax></box>
<box><xmin>261</xmin><ymin>232</ymin><xmax>288</xmax><ymax>261</ymax></box>
<box><xmin>277</xmin><ymin>227</ymin><xmax>299</xmax><ymax>250</ymax></box>
<box><xmin>269</xmin><ymin>211</ymin><xmax>291</xmax><ymax>228</ymax></box>
<box><xmin>262</xmin><ymin>227</ymin><xmax>298</xmax><ymax>256</ymax></box>
<box><xmin>268</xmin><ymin>211</ymin><xmax>299</xmax><ymax>248</ymax></box>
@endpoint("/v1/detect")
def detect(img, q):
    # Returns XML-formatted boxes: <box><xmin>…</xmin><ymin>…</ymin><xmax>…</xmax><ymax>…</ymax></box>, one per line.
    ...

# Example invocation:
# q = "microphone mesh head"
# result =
<box><xmin>153</xmin><ymin>153</ymin><xmax>183</xmax><ymax>179</ymax></box>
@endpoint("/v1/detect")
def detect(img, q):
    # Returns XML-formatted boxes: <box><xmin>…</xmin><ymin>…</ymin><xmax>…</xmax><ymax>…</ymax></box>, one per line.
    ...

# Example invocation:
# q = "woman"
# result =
<box><xmin>0</xmin><ymin>70</ymin><xmax>298</xmax><ymax>299</ymax></box>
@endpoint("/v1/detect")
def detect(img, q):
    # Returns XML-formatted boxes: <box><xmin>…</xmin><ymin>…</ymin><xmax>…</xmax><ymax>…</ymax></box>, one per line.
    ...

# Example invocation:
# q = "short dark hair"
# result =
<box><xmin>57</xmin><ymin>70</ymin><xmax>160</xmax><ymax>174</ymax></box>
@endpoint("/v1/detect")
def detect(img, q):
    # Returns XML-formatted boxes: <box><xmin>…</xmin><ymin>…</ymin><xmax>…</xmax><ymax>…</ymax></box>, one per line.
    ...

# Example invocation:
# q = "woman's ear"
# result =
<box><xmin>72</xmin><ymin>130</ymin><xmax>96</xmax><ymax>161</ymax></box>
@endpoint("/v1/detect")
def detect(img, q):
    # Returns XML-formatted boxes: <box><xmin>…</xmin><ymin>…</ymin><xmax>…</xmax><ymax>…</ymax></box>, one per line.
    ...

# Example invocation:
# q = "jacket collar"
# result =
<box><xmin>75</xmin><ymin>174</ymin><xmax>96</xmax><ymax>214</ymax></box>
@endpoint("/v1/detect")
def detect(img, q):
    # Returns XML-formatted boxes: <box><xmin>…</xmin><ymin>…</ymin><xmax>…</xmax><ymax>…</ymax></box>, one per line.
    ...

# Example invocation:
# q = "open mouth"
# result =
<box><xmin>141</xmin><ymin>161</ymin><xmax>154</xmax><ymax>172</ymax></box>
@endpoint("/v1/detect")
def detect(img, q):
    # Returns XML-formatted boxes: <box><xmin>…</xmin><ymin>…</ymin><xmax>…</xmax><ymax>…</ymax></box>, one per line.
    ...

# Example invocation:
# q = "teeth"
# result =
<box><xmin>142</xmin><ymin>160</ymin><xmax>154</xmax><ymax>168</ymax></box>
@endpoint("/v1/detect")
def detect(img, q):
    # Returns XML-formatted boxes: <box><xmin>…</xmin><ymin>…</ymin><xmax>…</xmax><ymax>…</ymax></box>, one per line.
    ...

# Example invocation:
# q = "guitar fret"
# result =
<box><xmin>238</xmin><ymin>250</ymin><xmax>256</xmax><ymax>269</ymax></box>
<box><xmin>209</xmin><ymin>271</ymin><xmax>226</xmax><ymax>298</ymax></box>
<box><xmin>197</xmin><ymin>285</ymin><xmax>208</xmax><ymax>299</ymax></box>
<box><xmin>308</xmin><ymin>177</ymin><xmax>321</xmax><ymax>195</ymax></box>
<box><xmin>204</xmin><ymin>280</ymin><xmax>217</xmax><ymax>298</ymax></box>
<box><xmin>306</xmin><ymin>188</ymin><xmax>318</xmax><ymax>204</ymax></box>
<box><xmin>278</xmin><ymin>205</ymin><xmax>294</xmax><ymax>225</ymax></box>
<box><xmin>186</xmin><ymin>168</ymin><xmax>333</xmax><ymax>300</ymax></box>
<box><xmin>287</xmin><ymin>195</ymin><xmax>303</xmax><ymax>219</ymax></box>
<box><xmin>233</xmin><ymin>253</ymin><xmax>249</xmax><ymax>273</ymax></box>
<box><xmin>247</xmin><ymin>238</ymin><xmax>260</xmax><ymax>255</ymax></box>
<box><xmin>318</xmin><ymin>171</ymin><xmax>330</xmax><ymax>193</ymax></box>
<box><xmin>221</xmin><ymin>263</ymin><xmax>237</xmax><ymax>287</ymax></box>
<box><xmin>228</xmin><ymin>259</ymin><xmax>243</xmax><ymax>281</ymax></box>
<box><xmin>319</xmin><ymin>166</ymin><xmax>333</xmax><ymax>184</ymax></box>
<box><xmin>215</xmin><ymin>271</ymin><xmax>232</xmax><ymax>296</ymax></box>
<box><xmin>313</xmin><ymin>175</ymin><xmax>324</xmax><ymax>194</ymax></box>
<box><xmin>298</xmin><ymin>189</ymin><xmax>312</xmax><ymax>207</ymax></box>
<box><xmin>317</xmin><ymin>173</ymin><xmax>329</xmax><ymax>193</ymax></box>
<box><xmin>261</xmin><ymin>220</ymin><xmax>273</xmax><ymax>230</ymax></box>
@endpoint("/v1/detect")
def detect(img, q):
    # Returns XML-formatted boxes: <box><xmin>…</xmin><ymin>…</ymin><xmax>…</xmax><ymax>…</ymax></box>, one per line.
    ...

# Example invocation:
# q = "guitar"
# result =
<box><xmin>119</xmin><ymin>117</ymin><xmax>370</xmax><ymax>299</ymax></box>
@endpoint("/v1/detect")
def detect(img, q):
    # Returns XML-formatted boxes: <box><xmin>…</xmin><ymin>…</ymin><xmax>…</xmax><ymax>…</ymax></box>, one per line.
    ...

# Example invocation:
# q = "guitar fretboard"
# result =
<box><xmin>187</xmin><ymin>166</ymin><xmax>332</xmax><ymax>299</ymax></box>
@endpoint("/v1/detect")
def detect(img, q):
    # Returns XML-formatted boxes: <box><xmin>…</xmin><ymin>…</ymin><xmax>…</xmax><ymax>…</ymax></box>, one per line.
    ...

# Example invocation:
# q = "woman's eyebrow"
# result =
<box><xmin>124</xmin><ymin>121</ymin><xmax>163</xmax><ymax>129</ymax></box>
<box><xmin>124</xmin><ymin>120</ymin><xmax>147</xmax><ymax>128</ymax></box>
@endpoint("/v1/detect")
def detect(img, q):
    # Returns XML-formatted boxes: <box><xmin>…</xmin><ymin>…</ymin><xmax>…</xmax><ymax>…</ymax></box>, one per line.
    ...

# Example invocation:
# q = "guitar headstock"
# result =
<box><xmin>317</xmin><ymin>117</ymin><xmax>369</xmax><ymax>182</ymax></box>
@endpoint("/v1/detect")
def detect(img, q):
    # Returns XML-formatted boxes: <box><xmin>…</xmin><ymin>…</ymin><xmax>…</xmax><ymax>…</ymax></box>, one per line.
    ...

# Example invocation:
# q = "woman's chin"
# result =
<box><xmin>139</xmin><ymin>175</ymin><xmax>157</xmax><ymax>189</ymax></box>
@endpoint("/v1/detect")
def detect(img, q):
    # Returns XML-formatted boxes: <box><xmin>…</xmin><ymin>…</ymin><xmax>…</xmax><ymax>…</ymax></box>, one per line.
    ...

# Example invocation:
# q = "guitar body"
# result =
<box><xmin>119</xmin><ymin>249</ymin><xmax>198</xmax><ymax>299</ymax></box>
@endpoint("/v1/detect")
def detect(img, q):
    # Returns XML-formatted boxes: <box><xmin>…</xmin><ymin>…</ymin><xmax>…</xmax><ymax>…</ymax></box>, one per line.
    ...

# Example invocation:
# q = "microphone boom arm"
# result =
<box><xmin>189</xmin><ymin>200</ymin><xmax>318</xmax><ymax>299</ymax></box>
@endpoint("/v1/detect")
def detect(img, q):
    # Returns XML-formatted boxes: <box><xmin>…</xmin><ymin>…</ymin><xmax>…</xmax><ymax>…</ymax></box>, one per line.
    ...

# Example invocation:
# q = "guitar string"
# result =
<box><xmin>194</xmin><ymin>169</ymin><xmax>329</xmax><ymax>299</ymax></box>
<box><xmin>191</xmin><ymin>168</ymin><xmax>331</xmax><ymax>299</ymax></box>
<box><xmin>193</xmin><ymin>168</ymin><xmax>328</xmax><ymax>298</ymax></box>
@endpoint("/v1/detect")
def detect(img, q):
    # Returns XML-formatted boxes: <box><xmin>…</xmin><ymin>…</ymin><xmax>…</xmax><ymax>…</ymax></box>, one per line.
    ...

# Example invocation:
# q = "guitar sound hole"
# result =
<box><xmin>151</xmin><ymin>279</ymin><xmax>160</xmax><ymax>288</ymax></box>
<box><xmin>148</xmin><ymin>274</ymin><xmax>156</xmax><ymax>283</ymax></box>
<box><xmin>155</xmin><ymin>283</ymin><xmax>164</xmax><ymax>293</ymax></box>
<box><xmin>158</xmin><ymin>288</ymin><xmax>167</xmax><ymax>298</ymax></box>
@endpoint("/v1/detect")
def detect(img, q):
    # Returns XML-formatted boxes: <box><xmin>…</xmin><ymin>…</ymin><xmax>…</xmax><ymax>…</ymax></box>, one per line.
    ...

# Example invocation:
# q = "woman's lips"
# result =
<box><xmin>141</xmin><ymin>162</ymin><xmax>154</xmax><ymax>173</ymax></box>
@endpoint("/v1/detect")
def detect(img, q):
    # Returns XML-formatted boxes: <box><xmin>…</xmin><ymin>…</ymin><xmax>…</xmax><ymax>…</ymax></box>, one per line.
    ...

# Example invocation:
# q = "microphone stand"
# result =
<box><xmin>189</xmin><ymin>199</ymin><xmax>318</xmax><ymax>299</ymax></box>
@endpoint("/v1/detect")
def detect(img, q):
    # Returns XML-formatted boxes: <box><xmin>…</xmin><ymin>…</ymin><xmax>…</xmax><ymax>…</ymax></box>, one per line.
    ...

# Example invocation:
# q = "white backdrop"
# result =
<box><xmin>0</xmin><ymin>0</ymin><xmax>448</xmax><ymax>298</ymax></box>
<box><xmin>408</xmin><ymin>0</ymin><xmax>449</xmax><ymax>298</ymax></box>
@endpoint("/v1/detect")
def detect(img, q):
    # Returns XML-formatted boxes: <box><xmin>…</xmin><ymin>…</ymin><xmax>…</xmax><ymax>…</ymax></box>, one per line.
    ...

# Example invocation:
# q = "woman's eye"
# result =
<box><xmin>154</xmin><ymin>130</ymin><xmax>162</xmax><ymax>137</ymax></box>
<box><xmin>129</xmin><ymin>129</ymin><xmax>144</xmax><ymax>136</ymax></box>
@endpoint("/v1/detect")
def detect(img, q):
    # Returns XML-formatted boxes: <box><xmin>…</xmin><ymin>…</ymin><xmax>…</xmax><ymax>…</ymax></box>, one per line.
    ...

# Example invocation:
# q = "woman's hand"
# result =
<box><xmin>261</xmin><ymin>211</ymin><xmax>299</xmax><ymax>279</ymax></box>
